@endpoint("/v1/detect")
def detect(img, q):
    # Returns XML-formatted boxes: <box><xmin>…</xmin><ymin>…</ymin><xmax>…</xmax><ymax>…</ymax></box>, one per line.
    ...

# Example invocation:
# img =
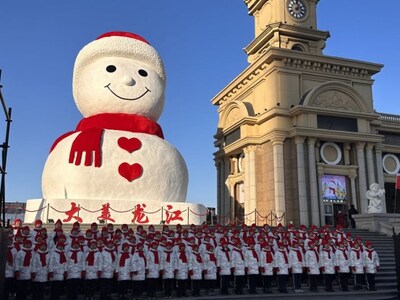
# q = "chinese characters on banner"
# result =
<box><xmin>62</xmin><ymin>202</ymin><xmax>185</xmax><ymax>224</ymax></box>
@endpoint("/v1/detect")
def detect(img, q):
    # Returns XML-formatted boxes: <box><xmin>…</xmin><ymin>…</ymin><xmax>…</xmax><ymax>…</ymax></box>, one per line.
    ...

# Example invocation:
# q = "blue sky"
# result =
<box><xmin>0</xmin><ymin>1</ymin><xmax>399</xmax><ymax>210</ymax></box>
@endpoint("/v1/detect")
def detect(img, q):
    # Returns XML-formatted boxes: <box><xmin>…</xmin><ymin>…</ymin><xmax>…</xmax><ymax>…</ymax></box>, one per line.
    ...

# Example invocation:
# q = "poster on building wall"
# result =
<box><xmin>321</xmin><ymin>175</ymin><xmax>347</xmax><ymax>202</ymax></box>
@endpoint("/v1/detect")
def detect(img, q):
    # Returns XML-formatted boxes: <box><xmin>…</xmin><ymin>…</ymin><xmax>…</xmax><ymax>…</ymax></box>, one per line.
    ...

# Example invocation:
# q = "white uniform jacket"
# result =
<box><xmin>146</xmin><ymin>250</ymin><xmax>161</xmax><ymax>279</ymax></box>
<box><xmin>231</xmin><ymin>248</ymin><xmax>246</xmax><ymax>276</ymax></box>
<box><xmin>350</xmin><ymin>249</ymin><xmax>364</xmax><ymax>274</ymax></box>
<box><xmin>363</xmin><ymin>249</ymin><xmax>379</xmax><ymax>274</ymax></box>
<box><xmin>116</xmin><ymin>252</ymin><xmax>132</xmax><ymax>281</ymax></box>
<box><xmin>66</xmin><ymin>250</ymin><xmax>85</xmax><ymax>279</ymax></box>
<box><xmin>49</xmin><ymin>250</ymin><xmax>67</xmax><ymax>281</ymax></box>
<box><xmin>161</xmin><ymin>250</ymin><xmax>177</xmax><ymax>279</ymax></box>
<box><xmin>335</xmin><ymin>248</ymin><xmax>350</xmax><ymax>273</ymax></box>
<box><xmin>288</xmin><ymin>248</ymin><xmax>304</xmax><ymax>274</ymax></box>
<box><xmin>259</xmin><ymin>250</ymin><xmax>275</xmax><ymax>276</ymax></box>
<box><xmin>320</xmin><ymin>250</ymin><xmax>336</xmax><ymax>274</ymax></box>
<box><xmin>100</xmin><ymin>249</ymin><xmax>116</xmax><ymax>279</ymax></box>
<box><xmin>203</xmin><ymin>251</ymin><xmax>217</xmax><ymax>280</ymax></box>
<box><xmin>31</xmin><ymin>251</ymin><xmax>49</xmax><ymax>282</ymax></box>
<box><xmin>188</xmin><ymin>251</ymin><xmax>204</xmax><ymax>280</ymax></box>
<box><xmin>274</xmin><ymin>250</ymin><xmax>289</xmax><ymax>275</ymax></box>
<box><xmin>216</xmin><ymin>249</ymin><xmax>231</xmax><ymax>276</ymax></box>
<box><xmin>131</xmin><ymin>251</ymin><xmax>146</xmax><ymax>281</ymax></box>
<box><xmin>84</xmin><ymin>250</ymin><xmax>102</xmax><ymax>280</ymax></box>
<box><xmin>244</xmin><ymin>248</ymin><xmax>260</xmax><ymax>275</ymax></box>
<box><xmin>175</xmin><ymin>250</ymin><xmax>189</xmax><ymax>280</ymax></box>
<box><xmin>305</xmin><ymin>249</ymin><xmax>320</xmax><ymax>275</ymax></box>
<box><xmin>6</xmin><ymin>247</ymin><xmax>17</xmax><ymax>278</ymax></box>
<box><xmin>14</xmin><ymin>248</ymin><xmax>34</xmax><ymax>280</ymax></box>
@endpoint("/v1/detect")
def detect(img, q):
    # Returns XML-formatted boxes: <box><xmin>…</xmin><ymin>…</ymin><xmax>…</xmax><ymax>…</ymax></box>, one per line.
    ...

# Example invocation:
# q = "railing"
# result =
<box><xmin>218</xmin><ymin>209</ymin><xmax>285</xmax><ymax>226</ymax></box>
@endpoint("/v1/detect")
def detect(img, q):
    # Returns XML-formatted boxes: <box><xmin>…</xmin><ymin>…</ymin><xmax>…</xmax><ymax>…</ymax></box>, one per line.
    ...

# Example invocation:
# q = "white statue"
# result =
<box><xmin>366</xmin><ymin>183</ymin><xmax>385</xmax><ymax>213</ymax></box>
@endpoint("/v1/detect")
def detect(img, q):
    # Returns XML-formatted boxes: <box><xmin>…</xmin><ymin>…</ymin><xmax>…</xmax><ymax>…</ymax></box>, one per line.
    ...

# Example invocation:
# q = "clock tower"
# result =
<box><xmin>244</xmin><ymin>0</ymin><xmax>329</xmax><ymax>62</ymax></box>
<box><xmin>212</xmin><ymin>1</ymin><xmax>387</xmax><ymax>227</ymax></box>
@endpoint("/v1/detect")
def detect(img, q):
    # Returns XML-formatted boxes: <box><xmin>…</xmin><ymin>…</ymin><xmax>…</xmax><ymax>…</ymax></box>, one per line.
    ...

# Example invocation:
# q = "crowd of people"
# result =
<box><xmin>5</xmin><ymin>219</ymin><xmax>380</xmax><ymax>300</ymax></box>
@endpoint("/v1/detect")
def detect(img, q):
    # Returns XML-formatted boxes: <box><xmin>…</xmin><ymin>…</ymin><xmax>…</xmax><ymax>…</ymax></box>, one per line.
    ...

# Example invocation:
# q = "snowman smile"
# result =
<box><xmin>105</xmin><ymin>83</ymin><xmax>151</xmax><ymax>101</ymax></box>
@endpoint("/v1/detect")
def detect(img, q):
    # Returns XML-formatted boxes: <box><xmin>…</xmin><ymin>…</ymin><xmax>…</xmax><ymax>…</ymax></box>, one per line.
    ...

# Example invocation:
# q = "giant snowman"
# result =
<box><xmin>42</xmin><ymin>32</ymin><xmax>188</xmax><ymax>203</ymax></box>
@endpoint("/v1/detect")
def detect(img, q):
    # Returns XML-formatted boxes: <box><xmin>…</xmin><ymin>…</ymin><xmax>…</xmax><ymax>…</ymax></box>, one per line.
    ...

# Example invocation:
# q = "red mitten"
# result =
<box><xmin>81</xmin><ymin>271</ymin><xmax>86</xmax><ymax>278</ymax></box>
<box><xmin>189</xmin><ymin>270</ymin><xmax>194</xmax><ymax>276</ymax></box>
<box><xmin>203</xmin><ymin>270</ymin><xmax>208</xmax><ymax>275</ymax></box>
<box><xmin>174</xmin><ymin>269</ymin><xmax>178</xmax><ymax>274</ymax></box>
<box><xmin>133</xmin><ymin>271</ymin><xmax>138</xmax><ymax>275</ymax></box>
<box><xmin>14</xmin><ymin>271</ymin><xmax>20</xmax><ymax>279</ymax></box>
<box><xmin>288</xmin><ymin>267</ymin><xmax>292</xmax><ymax>273</ymax></box>
<box><xmin>275</xmin><ymin>267</ymin><xmax>280</xmax><ymax>272</ymax></box>
<box><xmin>230</xmin><ymin>267</ymin><xmax>235</xmax><ymax>274</ymax></box>
<box><xmin>245</xmin><ymin>267</ymin><xmax>248</xmax><ymax>273</ymax></box>
<box><xmin>261</xmin><ymin>267</ymin><xmax>266</xmax><ymax>273</ymax></box>
<box><xmin>97</xmin><ymin>271</ymin><xmax>102</xmax><ymax>277</ymax></box>
<box><xmin>352</xmin><ymin>267</ymin><xmax>356</xmax><ymax>272</ymax></box>
<box><xmin>159</xmin><ymin>270</ymin><xmax>164</xmax><ymax>276</ymax></box>
<box><xmin>31</xmin><ymin>273</ymin><xmax>36</xmax><ymax>280</ymax></box>
<box><xmin>217</xmin><ymin>267</ymin><xmax>221</xmax><ymax>273</ymax></box>
<box><xmin>64</xmin><ymin>272</ymin><xmax>68</xmax><ymax>280</ymax></box>
<box><xmin>320</xmin><ymin>267</ymin><xmax>325</xmax><ymax>272</ymax></box>
<box><xmin>334</xmin><ymin>266</ymin><xmax>339</xmax><ymax>272</ymax></box>
<box><xmin>48</xmin><ymin>272</ymin><xmax>54</xmax><ymax>280</ymax></box>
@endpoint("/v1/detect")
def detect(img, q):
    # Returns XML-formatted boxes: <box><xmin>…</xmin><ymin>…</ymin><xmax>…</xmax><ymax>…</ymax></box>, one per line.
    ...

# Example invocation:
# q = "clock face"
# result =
<box><xmin>287</xmin><ymin>0</ymin><xmax>307</xmax><ymax>19</ymax></box>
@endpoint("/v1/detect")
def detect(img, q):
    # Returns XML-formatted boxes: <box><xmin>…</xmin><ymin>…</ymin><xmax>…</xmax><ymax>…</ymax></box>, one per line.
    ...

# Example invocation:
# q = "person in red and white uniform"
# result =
<box><xmin>335</xmin><ymin>241</ymin><xmax>350</xmax><ymax>291</ymax></box>
<box><xmin>100</xmin><ymin>239</ymin><xmax>117</xmax><ymax>299</ymax></box>
<box><xmin>350</xmin><ymin>241</ymin><xmax>364</xmax><ymax>290</ymax></box>
<box><xmin>244</xmin><ymin>237</ymin><xmax>260</xmax><ymax>294</ymax></box>
<box><xmin>320</xmin><ymin>240</ymin><xmax>336</xmax><ymax>292</ymax></box>
<box><xmin>146</xmin><ymin>241</ymin><xmax>161</xmax><ymax>300</ymax></box>
<box><xmin>131</xmin><ymin>243</ymin><xmax>147</xmax><ymax>300</ymax></box>
<box><xmin>363</xmin><ymin>241</ymin><xmax>380</xmax><ymax>291</ymax></box>
<box><xmin>5</xmin><ymin>237</ymin><xmax>17</xmax><ymax>300</ymax></box>
<box><xmin>31</xmin><ymin>242</ymin><xmax>49</xmax><ymax>300</ymax></box>
<box><xmin>216</xmin><ymin>240</ymin><xmax>231</xmax><ymax>295</ymax></box>
<box><xmin>49</xmin><ymin>241</ymin><xmax>68</xmax><ymax>300</ymax></box>
<box><xmin>175</xmin><ymin>243</ymin><xmax>189</xmax><ymax>297</ymax></box>
<box><xmin>274</xmin><ymin>242</ymin><xmax>290</xmax><ymax>293</ymax></box>
<box><xmin>160</xmin><ymin>241</ymin><xmax>177</xmax><ymax>298</ymax></box>
<box><xmin>289</xmin><ymin>240</ymin><xmax>304</xmax><ymax>293</ymax></box>
<box><xmin>116</xmin><ymin>242</ymin><xmax>132</xmax><ymax>300</ymax></box>
<box><xmin>14</xmin><ymin>239</ymin><xmax>34</xmax><ymax>300</ymax></box>
<box><xmin>84</xmin><ymin>240</ymin><xmax>103</xmax><ymax>300</ymax></box>
<box><xmin>231</xmin><ymin>239</ymin><xmax>245</xmax><ymax>295</ymax></box>
<box><xmin>66</xmin><ymin>240</ymin><xmax>85</xmax><ymax>300</ymax></box>
<box><xmin>188</xmin><ymin>243</ymin><xmax>204</xmax><ymax>297</ymax></box>
<box><xmin>259</xmin><ymin>242</ymin><xmax>274</xmax><ymax>294</ymax></box>
<box><xmin>203</xmin><ymin>243</ymin><xmax>218</xmax><ymax>296</ymax></box>
<box><xmin>305</xmin><ymin>240</ymin><xmax>321</xmax><ymax>292</ymax></box>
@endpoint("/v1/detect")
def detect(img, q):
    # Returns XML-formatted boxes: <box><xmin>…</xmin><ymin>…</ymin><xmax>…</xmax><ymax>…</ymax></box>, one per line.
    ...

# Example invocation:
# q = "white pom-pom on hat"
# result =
<box><xmin>73</xmin><ymin>31</ymin><xmax>166</xmax><ymax>82</ymax></box>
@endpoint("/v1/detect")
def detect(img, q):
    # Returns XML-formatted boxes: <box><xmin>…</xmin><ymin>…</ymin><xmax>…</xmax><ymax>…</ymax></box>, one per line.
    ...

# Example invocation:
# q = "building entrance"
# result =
<box><xmin>324</xmin><ymin>203</ymin><xmax>347</xmax><ymax>227</ymax></box>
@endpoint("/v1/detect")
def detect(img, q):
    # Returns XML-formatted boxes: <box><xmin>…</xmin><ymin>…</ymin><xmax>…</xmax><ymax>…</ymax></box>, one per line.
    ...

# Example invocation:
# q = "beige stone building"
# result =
<box><xmin>212</xmin><ymin>0</ymin><xmax>400</xmax><ymax>227</ymax></box>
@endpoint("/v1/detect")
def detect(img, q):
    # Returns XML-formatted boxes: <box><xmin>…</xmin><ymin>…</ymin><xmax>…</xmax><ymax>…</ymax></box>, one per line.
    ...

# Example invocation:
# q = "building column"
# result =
<box><xmin>366</xmin><ymin>143</ymin><xmax>376</xmax><ymax>186</ymax></box>
<box><xmin>271</xmin><ymin>136</ymin><xmax>286</xmax><ymax>225</ymax></box>
<box><xmin>244</xmin><ymin>146</ymin><xmax>257</xmax><ymax>225</ymax></box>
<box><xmin>215</xmin><ymin>160</ymin><xmax>222</xmax><ymax>223</ymax></box>
<box><xmin>349</xmin><ymin>174</ymin><xmax>358</xmax><ymax>208</ymax></box>
<box><xmin>308</xmin><ymin>137</ymin><xmax>320</xmax><ymax>226</ymax></box>
<box><xmin>295</xmin><ymin>136</ymin><xmax>309</xmax><ymax>226</ymax></box>
<box><xmin>356</xmin><ymin>142</ymin><xmax>368</xmax><ymax>213</ymax></box>
<box><xmin>375</xmin><ymin>144</ymin><xmax>386</xmax><ymax>212</ymax></box>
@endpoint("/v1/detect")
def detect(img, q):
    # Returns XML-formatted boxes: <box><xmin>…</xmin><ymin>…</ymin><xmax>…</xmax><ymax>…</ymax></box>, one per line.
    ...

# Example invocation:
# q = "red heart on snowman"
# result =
<box><xmin>118</xmin><ymin>163</ymin><xmax>143</xmax><ymax>182</ymax></box>
<box><xmin>118</xmin><ymin>137</ymin><xmax>142</xmax><ymax>153</ymax></box>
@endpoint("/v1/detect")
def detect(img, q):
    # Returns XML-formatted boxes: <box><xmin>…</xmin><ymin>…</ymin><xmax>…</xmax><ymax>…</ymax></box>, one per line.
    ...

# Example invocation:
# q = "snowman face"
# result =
<box><xmin>73</xmin><ymin>56</ymin><xmax>165</xmax><ymax>121</ymax></box>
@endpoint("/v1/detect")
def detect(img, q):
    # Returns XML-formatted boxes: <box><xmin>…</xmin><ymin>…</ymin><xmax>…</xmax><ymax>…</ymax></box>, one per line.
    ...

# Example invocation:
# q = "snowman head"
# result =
<box><xmin>73</xmin><ymin>32</ymin><xmax>166</xmax><ymax>121</ymax></box>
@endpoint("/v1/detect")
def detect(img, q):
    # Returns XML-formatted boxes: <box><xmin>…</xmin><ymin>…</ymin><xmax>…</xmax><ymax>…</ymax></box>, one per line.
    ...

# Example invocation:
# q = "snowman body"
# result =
<box><xmin>42</xmin><ymin>130</ymin><xmax>188</xmax><ymax>202</ymax></box>
<box><xmin>41</xmin><ymin>32</ymin><xmax>189</xmax><ymax>203</ymax></box>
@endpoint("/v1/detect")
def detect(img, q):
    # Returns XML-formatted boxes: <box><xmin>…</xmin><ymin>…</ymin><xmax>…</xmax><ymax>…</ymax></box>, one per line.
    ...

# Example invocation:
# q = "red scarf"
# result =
<box><xmin>87</xmin><ymin>250</ymin><xmax>96</xmax><ymax>266</ymax></box>
<box><xmin>309</xmin><ymin>247</ymin><xmax>319</xmax><ymax>263</ymax></box>
<box><xmin>250</xmin><ymin>248</ymin><xmax>258</xmax><ymax>261</ymax></box>
<box><xmin>279</xmin><ymin>249</ymin><xmax>288</xmax><ymax>264</ymax></box>
<box><xmin>50</xmin><ymin>113</ymin><xmax>164</xmax><ymax>167</ymax></box>
<box><xmin>339</xmin><ymin>248</ymin><xmax>348</xmax><ymax>260</ymax></box>
<box><xmin>293</xmin><ymin>248</ymin><xmax>303</xmax><ymax>262</ymax></box>
<box><xmin>7</xmin><ymin>247</ymin><xmax>13</xmax><ymax>265</ymax></box>
<box><xmin>165</xmin><ymin>250</ymin><xmax>172</xmax><ymax>263</ymax></box>
<box><xmin>264</xmin><ymin>250</ymin><xmax>273</xmax><ymax>263</ymax></box>
<box><xmin>38</xmin><ymin>251</ymin><xmax>48</xmax><ymax>266</ymax></box>
<box><xmin>138</xmin><ymin>250</ymin><xmax>147</xmax><ymax>266</ymax></box>
<box><xmin>352</xmin><ymin>248</ymin><xmax>361</xmax><ymax>260</ymax></box>
<box><xmin>56</xmin><ymin>250</ymin><xmax>67</xmax><ymax>264</ymax></box>
<box><xmin>151</xmin><ymin>250</ymin><xmax>159</xmax><ymax>264</ymax></box>
<box><xmin>222</xmin><ymin>249</ymin><xmax>230</xmax><ymax>262</ymax></box>
<box><xmin>194</xmin><ymin>251</ymin><xmax>202</xmax><ymax>263</ymax></box>
<box><xmin>105</xmin><ymin>249</ymin><xmax>115</xmax><ymax>263</ymax></box>
<box><xmin>23</xmin><ymin>249</ymin><xmax>32</xmax><ymax>267</ymax></box>
<box><xmin>119</xmin><ymin>252</ymin><xmax>130</xmax><ymax>267</ymax></box>
<box><xmin>234</xmin><ymin>248</ymin><xmax>244</xmax><ymax>261</ymax></box>
<box><xmin>179</xmin><ymin>250</ymin><xmax>188</xmax><ymax>263</ymax></box>
<box><xmin>366</xmin><ymin>249</ymin><xmax>374</xmax><ymax>260</ymax></box>
<box><xmin>70</xmin><ymin>250</ymin><xmax>80</xmax><ymax>264</ymax></box>
<box><xmin>208</xmin><ymin>252</ymin><xmax>217</xmax><ymax>264</ymax></box>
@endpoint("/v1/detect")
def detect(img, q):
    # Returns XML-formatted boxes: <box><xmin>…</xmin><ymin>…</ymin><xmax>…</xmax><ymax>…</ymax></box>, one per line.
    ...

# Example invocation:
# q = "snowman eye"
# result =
<box><xmin>138</xmin><ymin>69</ymin><xmax>148</xmax><ymax>77</ymax></box>
<box><xmin>106</xmin><ymin>65</ymin><xmax>117</xmax><ymax>73</ymax></box>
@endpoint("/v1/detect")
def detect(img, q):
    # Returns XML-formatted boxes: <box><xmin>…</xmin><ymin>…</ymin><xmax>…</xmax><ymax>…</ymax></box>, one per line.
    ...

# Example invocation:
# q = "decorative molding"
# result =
<box><xmin>311</xmin><ymin>91</ymin><xmax>362</xmax><ymax>112</ymax></box>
